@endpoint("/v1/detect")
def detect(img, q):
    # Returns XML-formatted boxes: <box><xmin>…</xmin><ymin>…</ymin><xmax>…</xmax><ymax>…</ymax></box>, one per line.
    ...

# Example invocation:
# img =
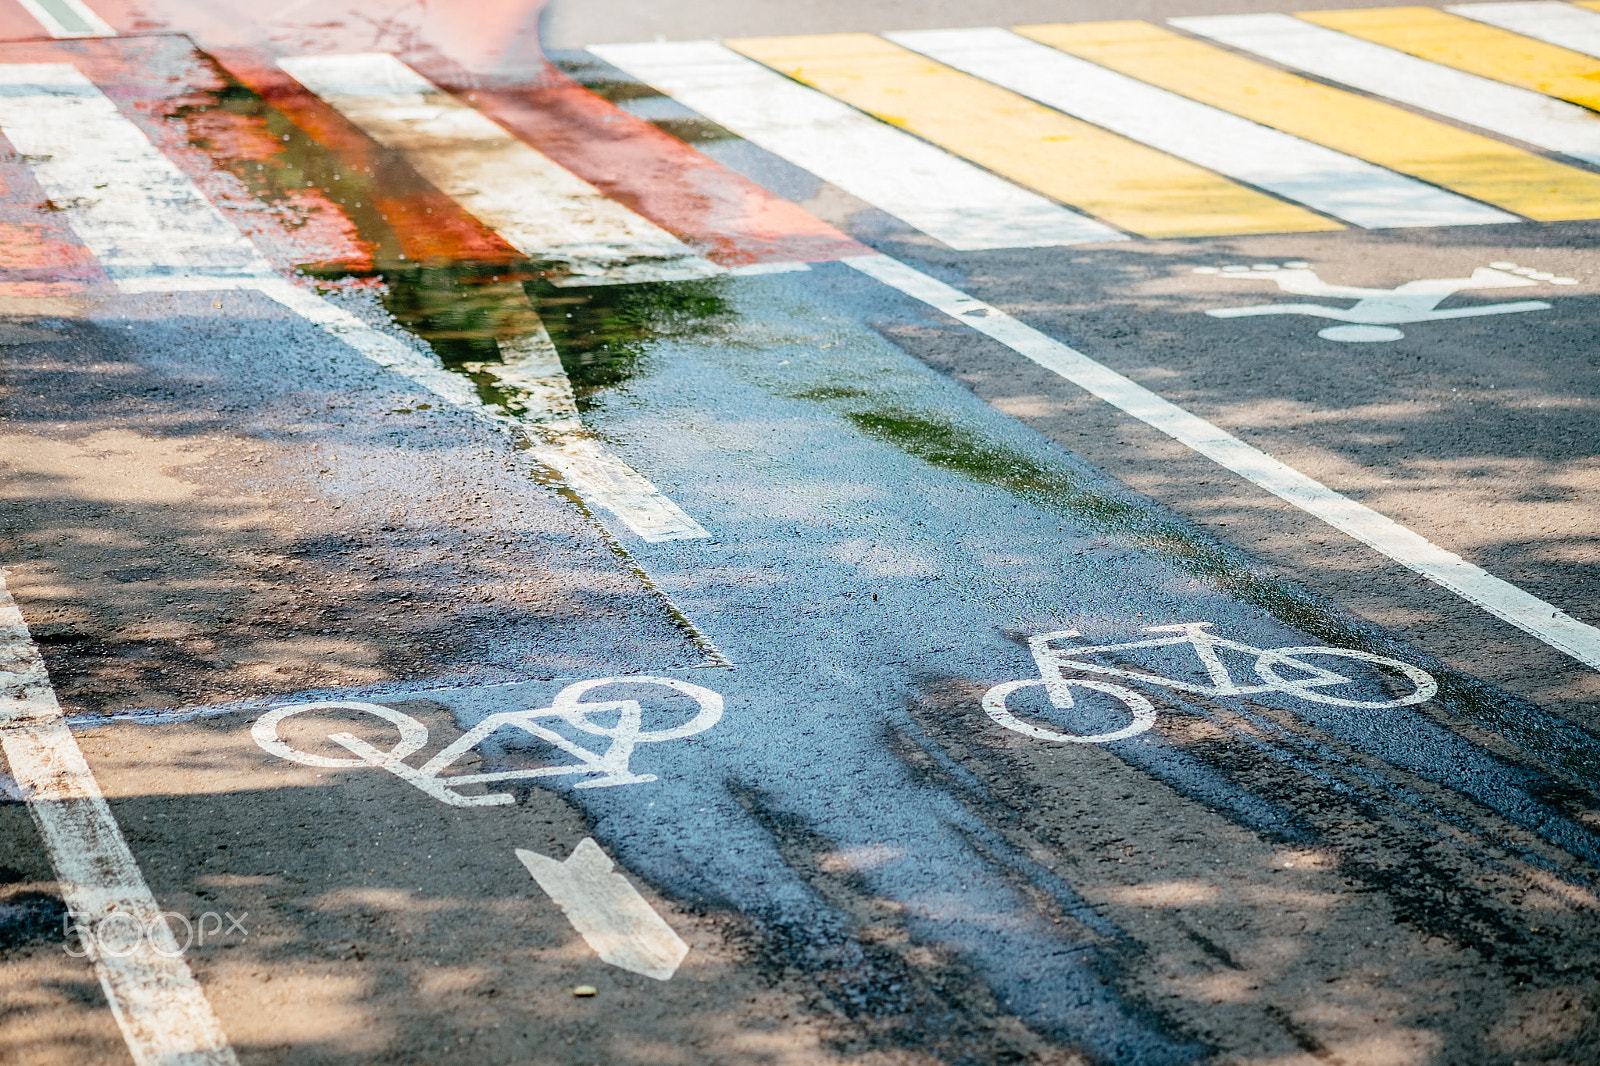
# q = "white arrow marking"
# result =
<box><xmin>516</xmin><ymin>838</ymin><xmax>689</xmax><ymax>981</ymax></box>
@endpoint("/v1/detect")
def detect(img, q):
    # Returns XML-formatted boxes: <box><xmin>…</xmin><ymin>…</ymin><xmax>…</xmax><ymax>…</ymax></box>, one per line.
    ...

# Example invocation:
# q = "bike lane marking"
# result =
<box><xmin>276</xmin><ymin>52</ymin><xmax>720</xmax><ymax>288</ymax></box>
<box><xmin>842</xmin><ymin>252</ymin><xmax>1600</xmax><ymax>673</ymax></box>
<box><xmin>0</xmin><ymin>570</ymin><xmax>239</xmax><ymax>1065</ymax></box>
<box><xmin>1182</xmin><ymin>11</ymin><xmax>1600</xmax><ymax>168</ymax></box>
<box><xmin>517</xmin><ymin>838</ymin><xmax>689</xmax><ymax>981</ymax></box>
<box><xmin>887</xmin><ymin>26</ymin><xmax>1492</xmax><ymax>231</ymax></box>
<box><xmin>0</xmin><ymin>58</ymin><xmax>709</xmax><ymax>543</ymax></box>
<box><xmin>587</xmin><ymin>39</ymin><xmax>1126</xmax><ymax>250</ymax></box>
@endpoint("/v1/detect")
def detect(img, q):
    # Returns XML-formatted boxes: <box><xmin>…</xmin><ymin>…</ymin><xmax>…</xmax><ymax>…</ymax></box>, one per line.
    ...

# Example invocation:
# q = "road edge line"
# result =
<box><xmin>843</xmin><ymin>252</ymin><xmax>1600</xmax><ymax>673</ymax></box>
<box><xmin>0</xmin><ymin>569</ymin><xmax>239</xmax><ymax>1066</ymax></box>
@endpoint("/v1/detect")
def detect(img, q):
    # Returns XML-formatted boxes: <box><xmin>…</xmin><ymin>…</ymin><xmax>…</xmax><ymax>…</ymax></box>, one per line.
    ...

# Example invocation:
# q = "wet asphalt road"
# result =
<box><xmin>3</xmin><ymin>2</ymin><xmax>1600</xmax><ymax>1065</ymax></box>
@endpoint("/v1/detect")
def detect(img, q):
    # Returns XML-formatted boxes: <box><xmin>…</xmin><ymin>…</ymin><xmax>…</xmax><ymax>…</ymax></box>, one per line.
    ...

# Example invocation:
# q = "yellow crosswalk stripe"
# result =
<box><xmin>1017</xmin><ymin>20</ymin><xmax>1600</xmax><ymax>222</ymax></box>
<box><xmin>724</xmin><ymin>33</ymin><xmax>1340</xmax><ymax>238</ymax></box>
<box><xmin>1301</xmin><ymin>6</ymin><xmax>1600</xmax><ymax>112</ymax></box>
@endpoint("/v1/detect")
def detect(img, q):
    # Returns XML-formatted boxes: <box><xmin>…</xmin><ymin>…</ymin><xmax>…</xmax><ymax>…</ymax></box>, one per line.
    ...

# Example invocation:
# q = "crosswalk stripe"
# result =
<box><xmin>17</xmin><ymin>0</ymin><xmax>114</xmax><ymax>38</ymax></box>
<box><xmin>1189</xmin><ymin>13</ymin><xmax>1600</xmax><ymax>176</ymax></box>
<box><xmin>891</xmin><ymin>27</ymin><xmax>1498</xmax><ymax>230</ymax></box>
<box><xmin>0</xmin><ymin>63</ymin><xmax>278</xmax><ymax>291</ymax></box>
<box><xmin>1451</xmin><ymin>1</ymin><xmax>1600</xmax><ymax>58</ymax></box>
<box><xmin>1299</xmin><ymin>7</ymin><xmax>1600</xmax><ymax>125</ymax></box>
<box><xmin>1026</xmin><ymin>20</ymin><xmax>1599</xmax><ymax>223</ymax></box>
<box><xmin>727</xmin><ymin>33</ymin><xmax>1335</xmax><ymax>239</ymax></box>
<box><xmin>276</xmin><ymin>53</ymin><xmax>721</xmax><ymax>287</ymax></box>
<box><xmin>1172</xmin><ymin>12</ymin><xmax>1600</xmax><ymax>176</ymax></box>
<box><xmin>0</xmin><ymin>60</ymin><xmax>708</xmax><ymax>542</ymax></box>
<box><xmin>588</xmin><ymin>39</ymin><xmax>1125</xmax><ymax>251</ymax></box>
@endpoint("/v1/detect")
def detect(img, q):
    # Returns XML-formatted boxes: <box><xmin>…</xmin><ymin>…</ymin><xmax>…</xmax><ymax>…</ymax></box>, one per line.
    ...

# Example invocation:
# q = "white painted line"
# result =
<box><xmin>0</xmin><ymin>62</ymin><xmax>707</xmax><ymax>543</ymax></box>
<box><xmin>517</xmin><ymin>838</ymin><xmax>689</xmax><ymax>980</ymax></box>
<box><xmin>0</xmin><ymin>572</ymin><xmax>238</xmax><ymax>1065</ymax></box>
<box><xmin>889</xmin><ymin>27</ymin><xmax>1514</xmax><ymax>230</ymax></box>
<box><xmin>16</xmin><ymin>0</ymin><xmax>115</xmax><ymax>38</ymax></box>
<box><xmin>589</xmin><ymin>39</ymin><xmax>1126</xmax><ymax>251</ymax></box>
<box><xmin>277</xmin><ymin>53</ymin><xmax>720</xmax><ymax>287</ymax></box>
<box><xmin>0</xmin><ymin>64</ymin><xmax>277</xmax><ymax>291</ymax></box>
<box><xmin>844</xmin><ymin>253</ymin><xmax>1600</xmax><ymax>673</ymax></box>
<box><xmin>1450</xmin><ymin>2</ymin><xmax>1600</xmax><ymax>59</ymax></box>
<box><xmin>1171</xmin><ymin>13</ymin><xmax>1600</xmax><ymax>168</ymax></box>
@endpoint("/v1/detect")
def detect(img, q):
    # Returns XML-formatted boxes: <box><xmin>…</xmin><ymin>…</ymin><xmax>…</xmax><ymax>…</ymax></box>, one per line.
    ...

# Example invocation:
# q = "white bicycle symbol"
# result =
<box><xmin>252</xmin><ymin>676</ymin><xmax>723</xmax><ymax>807</ymax></box>
<box><xmin>984</xmin><ymin>622</ymin><xmax>1437</xmax><ymax>745</ymax></box>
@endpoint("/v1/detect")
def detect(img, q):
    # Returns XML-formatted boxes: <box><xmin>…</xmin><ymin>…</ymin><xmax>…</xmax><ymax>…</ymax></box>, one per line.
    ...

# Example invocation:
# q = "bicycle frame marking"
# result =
<box><xmin>984</xmin><ymin>622</ymin><xmax>1436</xmax><ymax>745</ymax></box>
<box><xmin>251</xmin><ymin>677</ymin><xmax>723</xmax><ymax>807</ymax></box>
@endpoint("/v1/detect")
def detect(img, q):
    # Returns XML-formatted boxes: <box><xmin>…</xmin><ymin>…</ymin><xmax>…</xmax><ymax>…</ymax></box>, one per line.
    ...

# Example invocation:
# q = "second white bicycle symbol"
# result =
<box><xmin>985</xmin><ymin>622</ymin><xmax>1437</xmax><ymax>745</ymax></box>
<box><xmin>252</xmin><ymin>676</ymin><xmax>723</xmax><ymax>807</ymax></box>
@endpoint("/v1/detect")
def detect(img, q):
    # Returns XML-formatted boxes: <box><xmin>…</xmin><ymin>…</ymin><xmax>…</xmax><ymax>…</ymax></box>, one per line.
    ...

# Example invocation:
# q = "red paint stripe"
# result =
<box><xmin>0</xmin><ymin>36</ymin><xmax>381</xmax><ymax>275</ymax></box>
<box><xmin>450</xmin><ymin>68</ymin><xmax>870</xmax><ymax>267</ymax></box>
<box><xmin>0</xmin><ymin>0</ymin><xmax>51</xmax><ymax>41</ymax></box>
<box><xmin>212</xmin><ymin>48</ymin><xmax>524</xmax><ymax>268</ymax></box>
<box><xmin>0</xmin><ymin>129</ymin><xmax>106</xmax><ymax>297</ymax></box>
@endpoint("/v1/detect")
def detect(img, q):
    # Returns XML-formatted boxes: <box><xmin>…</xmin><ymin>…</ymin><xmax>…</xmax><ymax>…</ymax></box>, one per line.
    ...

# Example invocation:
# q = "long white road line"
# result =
<box><xmin>0</xmin><ymin>574</ymin><xmax>239</xmax><ymax>1066</ymax></box>
<box><xmin>0</xmin><ymin>63</ymin><xmax>707</xmax><ymax>542</ymax></box>
<box><xmin>589</xmin><ymin>40</ymin><xmax>1127</xmax><ymax>251</ymax></box>
<box><xmin>846</xmin><ymin>253</ymin><xmax>1600</xmax><ymax>673</ymax></box>
<box><xmin>277</xmin><ymin>53</ymin><xmax>719</xmax><ymax>288</ymax></box>
<box><xmin>16</xmin><ymin>0</ymin><xmax>114</xmax><ymax>38</ymax></box>
<box><xmin>1171</xmin><ymin>13</ymin><xmax>1600</xmax><ymax>168</ymax></box>
<box><xmin>1450</xmin><ymin>1</ymin><xmax>1600</xmax><ymax>58</ymax></box>
<box><xmin>888</xmin><ymin>27</ymin><xmax>1510</xmax><ymax>230</ymax></box>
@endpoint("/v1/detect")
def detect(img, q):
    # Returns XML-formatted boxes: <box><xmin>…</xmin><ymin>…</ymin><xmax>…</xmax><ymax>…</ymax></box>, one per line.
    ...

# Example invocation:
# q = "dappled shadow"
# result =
<box><xmin>900</xmin><ymin>670</ymin><xmax>1600</xmax><ymax>1066</ymax></box>
<box><xmin>0</xmin><ymin>297</ymin><xmax>702</xmax><ymax>716</ymax></box>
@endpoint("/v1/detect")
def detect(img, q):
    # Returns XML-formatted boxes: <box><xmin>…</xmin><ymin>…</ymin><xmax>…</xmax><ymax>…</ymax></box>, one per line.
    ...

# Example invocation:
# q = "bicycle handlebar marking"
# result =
<box><xmin>984</xmin><ymin>622</ymin><xmax>1437</xmax><ymax>745</ymax></box>
<box><xmin>252</xmin><ymin>677</ymin><xmax>724</xmax><ymax>807</ymax></box>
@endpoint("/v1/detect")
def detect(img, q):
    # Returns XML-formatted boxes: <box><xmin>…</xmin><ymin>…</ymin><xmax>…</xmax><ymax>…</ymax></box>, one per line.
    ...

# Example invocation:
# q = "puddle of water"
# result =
<box><xmin>531</xmin><ymin>278</ymin><xmax>732</xmax><ymax>405</ymax></box>
<box><xmin>546</xmin><ymin>51</ymin><xmax>738</xmax><ymax>145</ymax></box>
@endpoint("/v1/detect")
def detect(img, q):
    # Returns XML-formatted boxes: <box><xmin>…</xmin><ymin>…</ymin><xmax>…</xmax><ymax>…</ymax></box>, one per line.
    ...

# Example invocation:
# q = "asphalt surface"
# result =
<box><xmin>3</xmin><ymin>3</ymin><xmax>1600</xmax><ymax>1066</ymax></box>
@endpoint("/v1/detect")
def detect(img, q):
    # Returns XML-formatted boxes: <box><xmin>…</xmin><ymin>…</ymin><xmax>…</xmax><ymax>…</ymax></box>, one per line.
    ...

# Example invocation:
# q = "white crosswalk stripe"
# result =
<box><xmin>889</xmin><ymin>27</ymin><xmax>1511</xmax><ymax>230</ymax></box>
<box><xmin>589</xmin><ymin>39</ymin><xmax>1128</xmax><ymax>251</ymax></box>
<box><xmin>0</xmin><ymin>61</ymin><xmax>708</xmax><ymax>543</ymax></box>
<box><xmin>1172</xmin><ymin>12</ymin><xmax>1600</xmax><ymax>168</ymax></box>
<box><xmin>277</xmin><ymin>52</ymin><xmax>720</xmax><ymax>287</ymax></box>
<box><xmin>1449</xmin><ymin>1</ymin><xmax>1600</xmax><ymax>57</ymax></box>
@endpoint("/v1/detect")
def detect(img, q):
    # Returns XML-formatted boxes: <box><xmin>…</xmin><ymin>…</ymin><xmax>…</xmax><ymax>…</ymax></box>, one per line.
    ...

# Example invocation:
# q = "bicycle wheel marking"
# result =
<box><xmin>983</xmin><ymin>622</ymin><xmax>1436</xmax><ymax>746</ymax></box>
<box><xmin>251</xmin><ymin>677</ymin><xmax>723</xmax><ymax>807</ymax></box>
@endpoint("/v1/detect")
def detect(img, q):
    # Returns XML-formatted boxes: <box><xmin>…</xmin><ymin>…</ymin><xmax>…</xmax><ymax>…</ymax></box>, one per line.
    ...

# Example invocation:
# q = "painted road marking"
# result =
<box><xmin>0</xmin><ymin>62</ymin><xmax>708</xmax><ymax>542</ymax></box>
<box><xmin>1198</xmin><ymin>260</ymin><xmax>1552</xmax><ymax>341</ymax></box>
<box><xmin>724</xmin><ymin>33</ymin><xmax>1334</xmax><ymax>239</ymax></box>
<box><xmin>1021</xmin><ymin>20</ymin><xmax>1600</xmax><ymax>222</ymax></box>
<box><xmin>0</xmin><ymin>63</ymin><xmax>278</xmax><ymax>291</ymax></box>
<box><xmin>844</xmin><ymin>252</ymin><xmax>1600</xmax><ymax>673</ymax></box>
<box><xmin>0</xmin><ymin>571</ymin><xmax>239</xmax><ymax>1065</ymax></box>
<box><xmin>1191</xmin><ymin>11</ymin><xmax>1600</xmax><ymax>170</ymax></box>
<box><xmin>588</xmin><ymin>39</ymin><xmax>1126</xmax><ymax>251</ymax></box>
<box><xmin>252</xmin><ymin>677</ymin><xmax>725</xmax><ymax>805</ymax></box>
<box><xmin>1452</xmin><ymin>1</ymin><xmax>1600</xmax><ymax>59</ymax></box>
<box><xmin>517</xmin><ymin>838</ymin><xmax>690</xmax><ymax>981</ymax></box>
<box><xmin>1305</xmin><ymin>6</ymin><xmax>1600</xmax><ymax>114</ymax></box>
<box><xmin>276</xmin><ymin>53</ymin><xmax>720</xmax><ymax>287</ymax></box>
<box><xmin>888</xmin><ymin>27</ymin><xmax>1494</xmax><ymax>231</ymax></box>
<box><xmin>17</xmin><ymin>0</ymin><xmax>114</xmax><ymax>38</ymax></box>
<box><xmin>984</xmin><ymin>622</ymin><xmax>1436</xmax><ymax>744</ymax></box>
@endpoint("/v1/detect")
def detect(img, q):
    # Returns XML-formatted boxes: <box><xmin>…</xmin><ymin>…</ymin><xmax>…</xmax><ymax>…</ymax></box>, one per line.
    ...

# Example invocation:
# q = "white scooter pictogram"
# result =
<box><xmin>1196</xmin><ymin>260</ymin><xmax>1572</xmax><ymax>342</ymax></box>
